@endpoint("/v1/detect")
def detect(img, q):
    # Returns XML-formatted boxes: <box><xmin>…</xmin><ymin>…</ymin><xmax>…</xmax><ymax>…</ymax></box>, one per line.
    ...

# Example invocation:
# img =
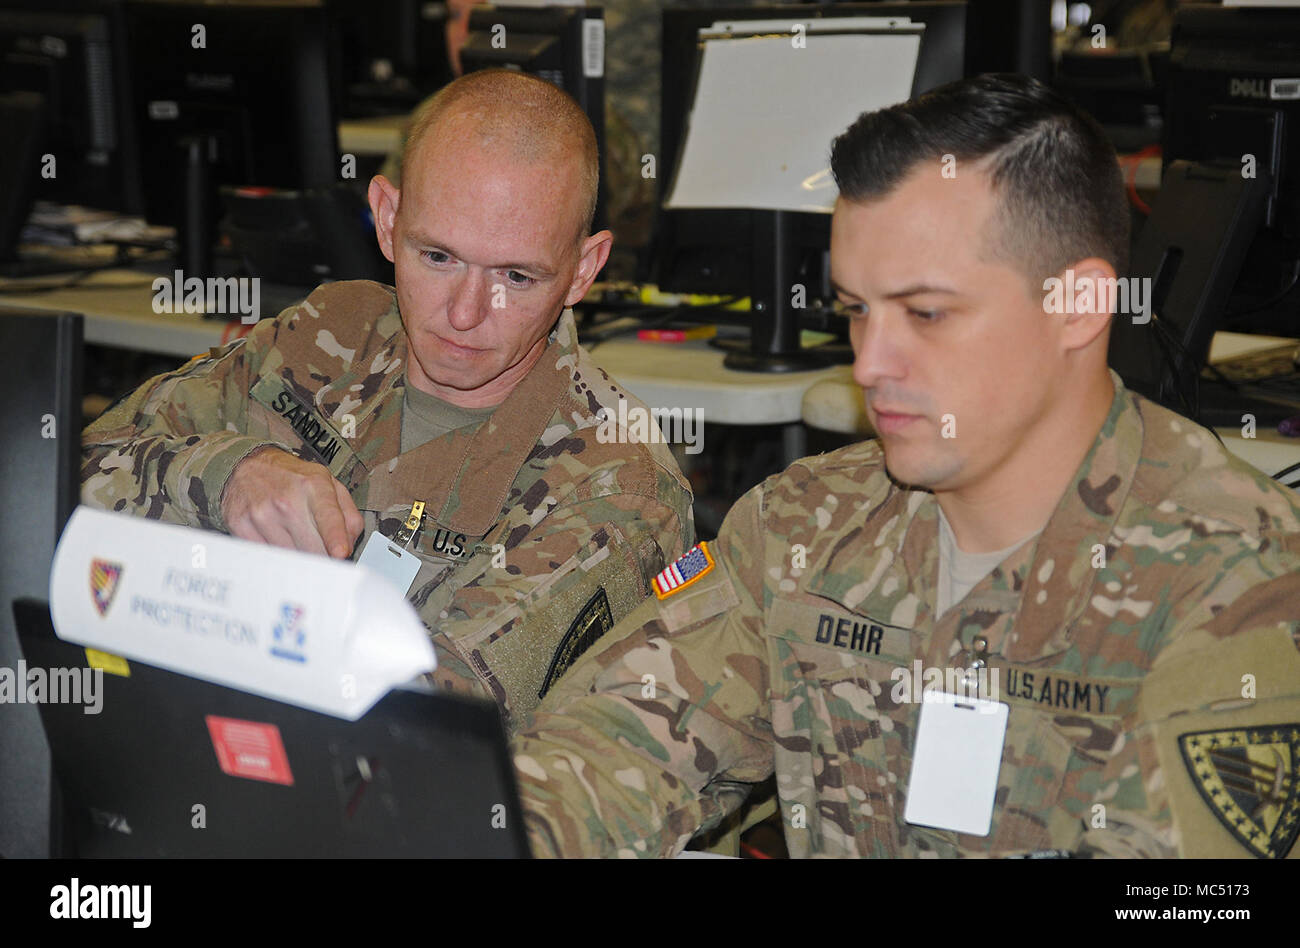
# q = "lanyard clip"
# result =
<box><xmin>958</xmin><ymin>634</ymin><xmax>992</xmax><ymax>695</ymax></box>
<box><xmin>391</xmin><ymin>501</ymin><xmax>425</xmax><ymax>549</ymax></box>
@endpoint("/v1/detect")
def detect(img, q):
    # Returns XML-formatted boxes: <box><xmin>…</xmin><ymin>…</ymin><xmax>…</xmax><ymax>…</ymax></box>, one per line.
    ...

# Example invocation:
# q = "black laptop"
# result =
<box><xmin>14</xmin><ymin>598</ymin><xmax>530</xmax><ymax>858</ymax></box>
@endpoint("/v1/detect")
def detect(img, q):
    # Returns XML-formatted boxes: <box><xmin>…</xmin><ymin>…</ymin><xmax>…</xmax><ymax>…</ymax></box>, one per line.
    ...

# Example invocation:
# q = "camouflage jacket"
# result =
<box><xmin>515</xmin><ymin>372</ymin><xmax>1300</xmax><ymax>857</ymax></box>
<box><xmin>82</xmin><ymin>280</ymin><xmax>694</xmax><ymax>729</ymax></box>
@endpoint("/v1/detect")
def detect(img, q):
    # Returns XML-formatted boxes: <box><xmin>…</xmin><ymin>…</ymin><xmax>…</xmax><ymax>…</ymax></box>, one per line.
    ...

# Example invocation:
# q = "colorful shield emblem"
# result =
<box><xmin>89</xmin><ymin>560</ymin><xmax>123</xmax><ymax>616</ymax></box>
<box><xmin>1179</xmin><ymin>726</ymin><xmax>1300</xmax><ymax>859</ymax></box>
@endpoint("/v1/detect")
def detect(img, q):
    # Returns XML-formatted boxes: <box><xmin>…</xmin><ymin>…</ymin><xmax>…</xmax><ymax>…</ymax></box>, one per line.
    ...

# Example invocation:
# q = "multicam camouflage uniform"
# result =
<box><xmin>81</xmin><ymin>280</ymin><xmax>694</xmax><ymax>730</ymax></box>
<box><xmin>515</xmin><ymin>371</ymin><xmax>1300</xmax><ymax>857</ymax></box>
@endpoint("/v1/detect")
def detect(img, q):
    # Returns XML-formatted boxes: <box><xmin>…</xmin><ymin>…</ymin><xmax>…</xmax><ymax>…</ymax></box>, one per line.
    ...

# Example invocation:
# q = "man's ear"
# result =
<box><xmin>564</xmin><ymin>229</ymin><xmax>613</xmax><ymax>307</ymax></box>
<box><xmin>1055</xmin><ymin>257</ymin><xmax>1116</xmax><ymax>353</ymax></box>
<box><xmin>368</xmin><ymin>175</ymin><xmax>400</xmax><ymax>263</ymax></box>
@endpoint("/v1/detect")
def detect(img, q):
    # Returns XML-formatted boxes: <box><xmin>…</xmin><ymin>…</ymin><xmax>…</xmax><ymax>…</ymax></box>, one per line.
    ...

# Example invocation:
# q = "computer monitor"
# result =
<box><xmin>0</xmin><ymin>307</ymin><xmax>83</xmax><ymax>651</ymax></box>
<box><xmin>962</xmin><ymin>0</ymin><xmax>1051</xmax><ymax>81</ymax></box>
<box><xmin>328</xmin><ymin>0</ymin><xmax>453</xmax><ymax>118</ymax></box>
<box><xmin>1163</xmin><ymin>2</ymin><xmax>1300</xmax><ymax>339</ymax></box>
<box><xmin>0</xmin><ymin>0</ymin><xmax>143</xmax><ymax>214</ymax></box>
<box><xmin>1107</xmin><ymin>3</ymin><xmax>1300</xmax><ymax>425</ymax></box>
<box><xmin>123</xmin><ymin>0</ymin><xmax>342</xmax><ymax>271</ymax></box>
<box><xmin>0</xmin><ymin>91</ymin><xmax>49</xmax><ymax>264</ymax></box>
<box><xmin>460</xmin><ymin>4</ymin><xmax>608</xmax><ymax>232</ymax></box>
<box><xmin>656</xmin><ymin>2</ymin><xmax>967</xmax><ymax>371</ymax></box>
<box><xmin>0</xmin><ymin>306</ymin><xmax>83</xmax><ymax>858</ymax></box>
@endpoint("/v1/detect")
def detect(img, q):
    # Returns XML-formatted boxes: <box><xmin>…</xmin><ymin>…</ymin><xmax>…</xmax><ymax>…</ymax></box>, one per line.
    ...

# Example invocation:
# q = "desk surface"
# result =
<box><xmin>1</xmin><ymin>271</ymin><xmax>845</xmax><ymax>425</ymax></box>
<box><xmin>3</xmin><ymin>269</ymin><xmax>225</xmax><ymax>357</ymax></box>
<box><xmin>338</xmin><ymin>116</ymin><xmax>407</xmax><ymax>158</ymax></box>
<box><xmin>583</xmin><ymin>336</ymin><xmax>850</xmax><ymax>425</ymax></box>
<box><xmin>6</xmin><ymin>271</ymin><xmax>1299</xmax><ymax>455</ymax></box>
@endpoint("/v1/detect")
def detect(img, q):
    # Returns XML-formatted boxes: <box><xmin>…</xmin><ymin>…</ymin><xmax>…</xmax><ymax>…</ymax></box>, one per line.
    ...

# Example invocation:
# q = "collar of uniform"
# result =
<box><xmin>802</xmin><ymin>371</ymin><xmax>1140</xmax><ymax>641</ymax></box>
<box><xmin>803</xmin><ymin>467</ymin><xmax>941</xmax><ymax>632</ymax></box>
<box><xmin>999</xmin><ymin>369</ymin><xmax>1140</xmax><ymax>654</ymax></box>
<box><xmin>359</xmin><ymin>309</ymin><xmax>576</xmax><ymax>535</ymax></box>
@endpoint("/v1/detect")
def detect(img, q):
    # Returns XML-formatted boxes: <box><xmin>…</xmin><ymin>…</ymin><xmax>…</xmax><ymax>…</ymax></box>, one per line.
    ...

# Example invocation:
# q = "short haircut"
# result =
<box><xmin>401</xmin><ymin>69</ymin><xmax>599</xmax><ymax>240</ymax></box>
<box><xmin>830</xmin><ymin>73</ymin><xmax>1130</xmax><ymax>287</ymax></box>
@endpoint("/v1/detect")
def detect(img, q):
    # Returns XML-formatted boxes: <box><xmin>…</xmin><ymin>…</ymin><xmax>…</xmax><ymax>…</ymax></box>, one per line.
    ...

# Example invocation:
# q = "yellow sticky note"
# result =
<box><xmin>85</xmin><ymin>649</ymin><xmax>130</xmax><ymax>678</ymax></box>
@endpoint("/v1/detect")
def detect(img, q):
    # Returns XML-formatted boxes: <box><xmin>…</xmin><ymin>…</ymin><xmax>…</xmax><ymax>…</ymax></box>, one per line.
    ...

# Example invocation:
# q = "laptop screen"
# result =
<box><xmin>16</xmin><ymin>598</ymin><xmax>529</xmax><ymax>858</ymax></box>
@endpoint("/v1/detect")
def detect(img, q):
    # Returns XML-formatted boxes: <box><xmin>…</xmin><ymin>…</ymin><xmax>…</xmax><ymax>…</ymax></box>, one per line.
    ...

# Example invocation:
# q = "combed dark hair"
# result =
<box><xmin>830</xmin><ymin>73</ymin><xmax>1129</xmax><ymax>285</ymax></box>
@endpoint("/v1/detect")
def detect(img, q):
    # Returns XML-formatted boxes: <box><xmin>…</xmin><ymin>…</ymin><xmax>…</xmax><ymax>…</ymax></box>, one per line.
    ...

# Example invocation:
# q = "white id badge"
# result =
<box><xmin>902</xmin><ymin>694</ymin><xmax>1009</xmax><ymax>837</ymax></box>
<box><xmin>357</xmin><ymin>531</ymin><xmax>423</xmax><ymax>596</ymax></box>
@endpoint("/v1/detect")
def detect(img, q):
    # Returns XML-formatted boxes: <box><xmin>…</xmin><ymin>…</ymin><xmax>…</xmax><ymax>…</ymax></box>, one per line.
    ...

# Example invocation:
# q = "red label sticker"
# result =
<box><xmin>205</xmin><ymin>715</ymin><xmax>294</xmax><ymax>786</ymax></box>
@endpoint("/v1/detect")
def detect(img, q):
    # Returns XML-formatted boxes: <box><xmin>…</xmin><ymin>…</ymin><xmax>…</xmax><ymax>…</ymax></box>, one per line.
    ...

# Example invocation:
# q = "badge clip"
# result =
<box><xmin>391</xmin><ymin>501</ymin><xmax>425</xmax><ymax>548</ymax></box>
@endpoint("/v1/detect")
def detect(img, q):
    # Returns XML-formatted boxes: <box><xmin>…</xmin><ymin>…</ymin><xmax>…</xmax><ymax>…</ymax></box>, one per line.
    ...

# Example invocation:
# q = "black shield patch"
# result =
<box><xmin>538</xmin><ymin>587</ymin><xmax>614</xmax><ymax>700</ymax></box>
<box><xmin>1178</xmin><ymin>725</ymin><xmax>1300</xmax><ymax>859</ymax></box>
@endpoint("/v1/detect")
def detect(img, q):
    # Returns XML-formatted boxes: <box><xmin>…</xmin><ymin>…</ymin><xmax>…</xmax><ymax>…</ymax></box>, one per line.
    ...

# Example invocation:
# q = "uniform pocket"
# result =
<box><xmin>765</xmin><ymin>630</ymin><xmax>907</xmax><ymax>856</ymax></box>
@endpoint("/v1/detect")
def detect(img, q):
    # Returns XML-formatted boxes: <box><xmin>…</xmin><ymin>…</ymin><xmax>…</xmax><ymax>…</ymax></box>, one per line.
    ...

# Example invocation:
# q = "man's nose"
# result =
<box><xmin>851</xmin><ymin>310</ymin><xmax>905</xmax><ymax>392</ymax></box>
<box><xmin>446</xmin><ymin>268</ymin><xmax>490</xmax><ymax>332</ymax></box>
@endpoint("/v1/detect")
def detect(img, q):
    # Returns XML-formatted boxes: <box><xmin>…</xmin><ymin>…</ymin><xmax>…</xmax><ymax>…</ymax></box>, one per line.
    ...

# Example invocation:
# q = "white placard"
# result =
<box><xmin>50</xmin><ymin>506</ymin><xmax>436</xmax><ymax>720</ymax></box>
<box><xmin>666</xmin><ymin>30</ymin><xmax>921</xmax><ymax>213</ymax></box>
<box><xmin>903</xmin><ymin>694</ymin><xmax>1009</xmax><ymax>837</ymax></box>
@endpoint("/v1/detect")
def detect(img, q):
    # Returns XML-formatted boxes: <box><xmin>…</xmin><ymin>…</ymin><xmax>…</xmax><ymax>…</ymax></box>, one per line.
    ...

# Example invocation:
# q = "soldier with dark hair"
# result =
<box><xmin>81</xmin><ymin>70</ymin><xmax>695</xmax><ymax>731</ymax></box>
<box><xmin>514</xmin><ymin>74</ymin><xmax>1300</xmax><ymax>858</ymax></box>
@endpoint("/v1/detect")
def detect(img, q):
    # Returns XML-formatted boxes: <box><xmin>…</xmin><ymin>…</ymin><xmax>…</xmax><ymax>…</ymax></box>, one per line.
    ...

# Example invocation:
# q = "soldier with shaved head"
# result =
<box><xmin>82</xmin><ymin>70</ymin><xmax>694</xmax><ymax>730</ymax></box>
<box><xmin>513</xmin><ymin>74</ymin><xmax>1300</xmax><ymax>858</ymax></box>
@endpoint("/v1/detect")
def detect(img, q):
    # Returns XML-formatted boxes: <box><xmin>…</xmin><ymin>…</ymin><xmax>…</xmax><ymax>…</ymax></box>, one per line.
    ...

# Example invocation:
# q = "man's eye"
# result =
<box><xmin>832</xmin><ymin>298</ymin><xmax>867</xmax><ymax>319</ymax></box>
<box><xmin>504</xmin><ymin>269</ymin><xmax>535</xmax><ymax>288</ymax></box>
<box><xmin>908</xmin><ymin>308</ymin><xmax>943</xmax><ymax>322</ymax></box>
<box><xmin>420</xmin><ymin>249</ymin><xmax>452</xmax><ymax>265</ymax></box>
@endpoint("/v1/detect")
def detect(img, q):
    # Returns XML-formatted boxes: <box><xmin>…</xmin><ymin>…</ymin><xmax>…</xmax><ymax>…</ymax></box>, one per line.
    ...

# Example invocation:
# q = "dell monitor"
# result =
<box><xmin>1162</xmin><ymin>2</ymin><xmax>1300</xmax><ymax>339</ymax></box>
<box><xmin>1109</xmin><ymin>2</ymin><xmax>1300</xmax><ymax>425</ymax></box>
<box><xmin>0</xmin><ymin>0</ymin><xmax>143</xmax><ymax>214</ymax></box>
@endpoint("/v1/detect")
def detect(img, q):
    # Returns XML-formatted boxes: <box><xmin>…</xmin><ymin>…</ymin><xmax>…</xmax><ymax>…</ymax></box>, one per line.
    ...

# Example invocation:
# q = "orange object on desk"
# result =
<box><xmin>637</xmin><ymin>325</ymin><xmax>717</xmax><ymax>342</ymax></box>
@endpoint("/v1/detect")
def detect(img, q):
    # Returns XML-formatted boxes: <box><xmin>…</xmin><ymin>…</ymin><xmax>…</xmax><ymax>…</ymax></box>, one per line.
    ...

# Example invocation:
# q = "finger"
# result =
<box><xmin>333</xmin><ymin>479</ymin><xmax>365</xmax><ymax>545</ymax></box>
<box><xmin>311</xmin><ymin>481</ymin><xmax>355</xmax><ymax>559</ymax></box>
<box><xmin>280</xmin><ymin>498</ymin><xmax>331</xmax><ymax>556</ymax></box>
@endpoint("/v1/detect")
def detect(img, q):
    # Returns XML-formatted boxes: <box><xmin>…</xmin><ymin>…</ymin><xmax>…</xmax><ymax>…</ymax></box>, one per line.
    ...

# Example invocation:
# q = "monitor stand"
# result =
<box><xmin>717</xmin><ymin>210</ymin><xmax>834</xmax><ymax>373</ymax></box>
<box><xmin>177</xmin><ymin>133</ymin><xmax>218</xmax><ymax>283</ymax></box>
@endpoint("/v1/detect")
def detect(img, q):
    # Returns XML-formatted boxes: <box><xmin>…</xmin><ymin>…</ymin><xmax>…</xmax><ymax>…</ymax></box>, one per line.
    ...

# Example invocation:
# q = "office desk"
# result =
<box><xmin>584</xmin><ymin>335</ymin><xmax>850</xmax><ymax>463</ymax></box>
<box><xmin>585</xmin><ymin>336</ymin><xmax>849</xmax><ymax>425</ymax></box>
<box><xmin>3</xmin><ymin>273</ymin><xmax>848</xmax><ymax>458</ymax></box>
<box><xmin>1</xmin><ymin>269</ymin><xmax>224</xmax><ymax>357</ymax></box>
<box><xmin>338</xmin><ymin>115</ymin><xmax>407</xmax><ymax>158</ymax></box>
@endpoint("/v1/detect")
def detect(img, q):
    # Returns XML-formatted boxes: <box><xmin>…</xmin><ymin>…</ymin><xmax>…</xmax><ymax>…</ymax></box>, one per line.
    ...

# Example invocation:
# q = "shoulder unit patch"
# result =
<box><xmin>538</xmin><ymin>587</ymin><xmax>614</xmax><ymax>700</ymax></box>
<box><xmin>1178</xmin><ymin>726</ymin><xmax>1300</xmax><ymax>859</ymax></box>
<box><xmin>651</xmin><ymin>542</ymin><xmax>715</xmax><ymax>600</ymax></box>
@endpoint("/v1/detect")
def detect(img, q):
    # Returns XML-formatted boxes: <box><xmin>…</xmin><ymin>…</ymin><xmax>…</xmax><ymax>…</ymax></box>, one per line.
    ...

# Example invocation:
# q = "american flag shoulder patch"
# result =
<box><xmin>651</xmin><ymin>542</ymin><xmax>716</xmax><ymax>600</ymax></box>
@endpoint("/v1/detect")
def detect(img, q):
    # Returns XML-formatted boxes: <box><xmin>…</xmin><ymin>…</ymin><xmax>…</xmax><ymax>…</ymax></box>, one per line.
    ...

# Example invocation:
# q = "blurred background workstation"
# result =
<box><xmin>3</xmin><ymin>0</ymin><xmax>1300</xmax><ymax>859</ymax></box>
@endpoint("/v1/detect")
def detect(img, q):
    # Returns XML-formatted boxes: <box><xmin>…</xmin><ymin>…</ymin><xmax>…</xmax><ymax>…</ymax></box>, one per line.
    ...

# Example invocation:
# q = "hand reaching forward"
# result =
<box><xmin>221</xmin><ymin>446</ymin><xmax>364</xmax><ymax>559</ymax></box>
